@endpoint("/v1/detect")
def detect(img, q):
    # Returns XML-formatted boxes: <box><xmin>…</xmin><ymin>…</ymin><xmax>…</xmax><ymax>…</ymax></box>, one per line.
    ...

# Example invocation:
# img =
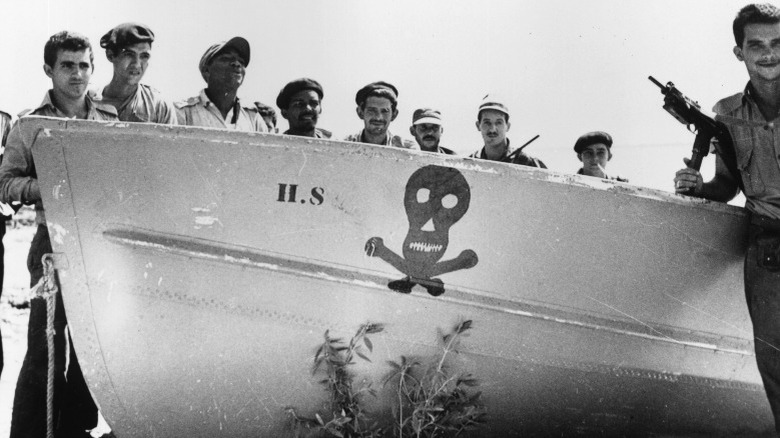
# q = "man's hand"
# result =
<box><xmin>674</xmin><ymin>157</ymin><xmax>704</xmax><ymax>195</ymax></box>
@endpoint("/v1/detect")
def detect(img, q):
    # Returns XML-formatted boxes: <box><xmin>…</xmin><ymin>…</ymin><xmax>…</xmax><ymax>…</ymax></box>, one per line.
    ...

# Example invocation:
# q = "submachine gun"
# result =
<box><xmin>648</xmin><ymin>76</ymin><xmax>740</xmax><ymax>182</ymax></box>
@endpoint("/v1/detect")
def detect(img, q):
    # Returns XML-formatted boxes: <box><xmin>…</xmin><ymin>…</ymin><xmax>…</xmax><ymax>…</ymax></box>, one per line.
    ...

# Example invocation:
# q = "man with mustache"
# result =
<box><xmin>345</xmin><ymin>81</ymin><xmax>416</xmax><ymax>149</ymax></box>
<box><xmin>673</xmin><ymin>4</ymin><xmax>780</xmax><ymax>432</ymax></box>
<box><xmin>574</xmin><ymin>131</ymin><xmax>627</xmax><ymax>182</ymax></box>
<box><xmin>0</xmin><ymin>31</ymin><xmax>118</xmax><ymax>438</ymax></box>
<box><xmin>276</xmin><ymin>78</ymin><xmax>332</xmax><ymax>138</ymax></box>
<box><xmin>93</xmin><ymin>23</ymin><xmax>177</xmax><ymax>124</ymax></box>
<box><xmin>409</xmin><ymin>108</ymin><xmax>455</xmax><ymax>154</ymax></box>
<box><xmin>176</xmin><ymin>37</ymin><xmax>267</xmax><ymax>132</ymax></box>
<box><xmin>469</xmin><ymin>96</ymin><xmax>546</xmax><ymax>168</ymax></box>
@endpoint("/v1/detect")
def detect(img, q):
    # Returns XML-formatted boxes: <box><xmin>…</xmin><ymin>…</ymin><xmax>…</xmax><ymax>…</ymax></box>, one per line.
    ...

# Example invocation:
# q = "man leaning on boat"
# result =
<box><xmin>469</xmin><ymin>96</ymin><xmax>546</xmax><ymax>167</ymax></box>
<box><xmin>277</xmin><ymin>77</ymin><xmax>333</xmax><ymax>138</ymax></box>
<box><xmin>0</xmin><ymin>30</ymin><xmax>115</xmax><ymax>438</ymax></box>
<box><xmin>92</xmin><ymin>22</ymin><xmax>178</xmax><ymax>124</ymax></box>
<box><xmin>345</xmin><ymin>81</ymin><xmax>417</xmax><ymax>149</ymax></box>
<box><xmin>409</xmin><ymin>108</ymin><xmax>456</xmax><ymax>154</ymax></box>
<box><xmin>176</xmin><ymin>36</ymin><xmax>268</xmax><ymax>132</ymax></box>
<box><xmin>573</xmin><ymin>131</ymin><xmax>628</xmax><ymax>182</ymax></box>
<box><xmin>673</xmin><ymin>3</ymin><xmax>780</xmax><ymax>434</ymax></box>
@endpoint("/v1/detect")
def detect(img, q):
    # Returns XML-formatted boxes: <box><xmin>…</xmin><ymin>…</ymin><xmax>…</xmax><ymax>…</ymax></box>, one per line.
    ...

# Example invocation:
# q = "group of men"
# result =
<box><xmin>14</xmin><ymin>4</ymin><xmax>780</xmax><ymax>435</ymax></box>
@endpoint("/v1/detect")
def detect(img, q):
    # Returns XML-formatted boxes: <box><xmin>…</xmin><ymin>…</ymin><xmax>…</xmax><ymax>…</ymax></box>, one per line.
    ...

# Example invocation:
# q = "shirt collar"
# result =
<box><xmin>360</xmin><ymin>129</ymin><xmax>392</xmax><ymax>145</ymax></box>
<box><xmin>480</xmin><ymin>138</ymin><xmax>511</xmax><ymax>160</ymax></box>
<box><xmin>199</xmin><ymin>88</ymin><xmax>242</xmax><ymax>107</ymax></box>
<box><xmin>35</xmin><ymin>90</ymin><xmax>100</xmax><ymax>117</ymax></box>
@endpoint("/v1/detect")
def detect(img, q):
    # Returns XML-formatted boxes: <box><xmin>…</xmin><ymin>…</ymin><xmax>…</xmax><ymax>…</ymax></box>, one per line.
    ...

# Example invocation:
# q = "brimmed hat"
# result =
<box><xmin>412</xmin><ymin>108</ymin><xmax>442</xmax><ymax>125</ymax></box>
<box><xmin>574</xmin><ymin>131</ymin><xmax>613</xmax><ymax>153</ymax></box>
<box><xmin>100</xmin><ymin>23</ymin><xmax>154</xmax><ymax>50</ymax></box>
<box><xmin>276</xmin><ymin>78</ymin><xmax>323</xmax><ymax>109</ymax></box>
<box><xmin>478</xmin><ymin>95</ymin><xmax>509</xmax><ymax>118</ymax></box>
<box><xmin>198</xmin><ymin>37</ymin><xmax>250</xmax><ymax>81</ymax></box>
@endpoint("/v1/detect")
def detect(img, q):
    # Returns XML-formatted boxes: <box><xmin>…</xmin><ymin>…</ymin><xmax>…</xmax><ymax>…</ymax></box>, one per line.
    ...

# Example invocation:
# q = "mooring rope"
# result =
<box><xmin>31</xmin><ymin>254</ymin><xmax>59</xmax><ymax>438</ymax></box>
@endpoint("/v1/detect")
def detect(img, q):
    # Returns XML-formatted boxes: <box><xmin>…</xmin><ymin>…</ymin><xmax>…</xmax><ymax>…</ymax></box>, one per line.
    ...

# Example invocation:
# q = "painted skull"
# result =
<box><xmin>402</xmin><ymin>165</ymin><xmax>471</xmax><ymax>265</ymax></box>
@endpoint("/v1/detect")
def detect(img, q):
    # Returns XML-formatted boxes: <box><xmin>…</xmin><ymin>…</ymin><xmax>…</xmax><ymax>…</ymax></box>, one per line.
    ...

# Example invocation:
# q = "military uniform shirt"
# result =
<box><xmin>0</xmin><ymin>91</ymin><xmax>118</xmax><ymax>224</ymax></box>
<box><xmin>714</xmin><ymin>83</ymin><xmax>780</xmax><ymax>220</ymax></box>
<box><xmin>175</xmin><ymin>89</ymin><xmax>268</xmax><ymax>132</ymax></box>
<box><xmin>344</xmin><ymin>130</ymin><xmax>418</xmax><ymax>149</ymax></box>
<box><xmin>468</xmin><ymin>139</ymin><xmax>546</xmax><ymax>168</ymax></box>
<box><xmin>93</xmin><ymin>83</ymin><xmax>177</xmax><ymax>124</ymax></box>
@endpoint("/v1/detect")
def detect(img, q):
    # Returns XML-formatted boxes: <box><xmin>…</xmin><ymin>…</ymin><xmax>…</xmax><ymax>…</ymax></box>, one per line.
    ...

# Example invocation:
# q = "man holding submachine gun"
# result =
<box><xmin>667</xmin><ymin>4</ymin><xmax>780</xmax><ymax>433</ymax></box>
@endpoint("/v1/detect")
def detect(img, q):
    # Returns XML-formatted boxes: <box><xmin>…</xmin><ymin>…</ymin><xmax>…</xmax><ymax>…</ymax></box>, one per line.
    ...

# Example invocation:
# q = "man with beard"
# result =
<box><xmin>409</xmin><ymin>108</ymin><xmax>455</xmax><ymax>154</ymax></box>
<box><xmin>176</xmin><ymin>37</ymin><xmax>267</xmax><ymax>132</ymax></box>
<box><xmin>276</xmin><ymin>78</ymin><xmax>332</xmax><ymax>138</ymax></box>
<box><xmin>573</xmin><ymin>131</ymin><xmax>627</xmax><ymax>182</ymax></box>
<box><xmin>94</xmin><ymin>23</ymin><xmax>177</xmax><ymax>124</ymax></box>
<box><xmin>0</xmin><ymin>30</ymin><xmax>118</xmax><ymax>438</ymax></box>
<box><xmin>345</xmin><ymin>81</ymin><xmax>416</xmax><ymax>149</ymax></box>
<box><xmin>469</xmin><ymin>96</ymin><xmax>546</xmax><ymax>168</ymax></box>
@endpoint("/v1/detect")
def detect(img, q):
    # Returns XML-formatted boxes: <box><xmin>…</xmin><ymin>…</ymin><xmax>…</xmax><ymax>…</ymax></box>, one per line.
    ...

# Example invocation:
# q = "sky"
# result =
<box><xmin>0</xmin><ymin>0</ymin><xmax>758</xmax><ymax>195</ymax></box>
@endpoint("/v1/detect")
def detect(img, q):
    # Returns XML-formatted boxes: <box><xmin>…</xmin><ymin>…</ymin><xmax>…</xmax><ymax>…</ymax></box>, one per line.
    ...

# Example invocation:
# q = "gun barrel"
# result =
<box><xmin>517</xmin><ymin>134</ymin><xmax>540</xmax><ymax>153</ymax></box>
<box><xmin>648</xmin><ymin>76</ymin><xmax>665</xmax><ymax>90</ymax></box>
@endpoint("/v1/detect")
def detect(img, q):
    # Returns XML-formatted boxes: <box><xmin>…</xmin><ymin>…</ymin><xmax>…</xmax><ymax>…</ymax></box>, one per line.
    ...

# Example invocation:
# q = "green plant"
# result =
<box><xmin>286</xmin><ymin>323</ymin><xmax>385</xmax><ymax>438</ymax></box>
<box><xmin>383</xmin><ymin>320</ymin><xmax>486</xmax><ymax>438</ymax></box>
<box><xmin>286</xmin><ymin>320</ymin><xmax>486</xmax><ymax>438</ymax></box>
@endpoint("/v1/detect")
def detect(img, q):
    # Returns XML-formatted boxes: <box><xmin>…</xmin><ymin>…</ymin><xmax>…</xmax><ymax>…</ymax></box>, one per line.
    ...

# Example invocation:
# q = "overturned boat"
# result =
<box><xmin>21</xmin><ymin>116</ymin><xmax>773</xmax><ymax>436</ymax></box>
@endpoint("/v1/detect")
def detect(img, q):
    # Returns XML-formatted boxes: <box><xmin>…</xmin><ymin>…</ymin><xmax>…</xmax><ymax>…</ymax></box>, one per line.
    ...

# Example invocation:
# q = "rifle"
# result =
<box><xmin>506</xmin><ymin>134</ymin><xmax>540</xmax><ymax>161</ymax></box>
<box><xmin>649</xmin><ymin>76</ymin><xmax>743</xmax><ymax>193</ymax></box>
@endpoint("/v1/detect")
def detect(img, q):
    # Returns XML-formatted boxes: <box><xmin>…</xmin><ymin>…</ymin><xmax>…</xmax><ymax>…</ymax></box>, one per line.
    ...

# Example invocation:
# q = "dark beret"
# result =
<box><xmin>276</xmin><ymin>78</ymin><xmax>324</xmax><ymax>109</ymax></box>
<box><xmin>355</xmin><ymin>81</ymin><xmax>398</xmax><ymax>106</ymax></box>
<box><xmin>100</xmin><ymin>23</ymin><xmax>155</xmax><ymax>50</ymax></box>
<box><xmin>574</xmin><ymin>131</ymin><xmax>613</xmax><ymax>153</ymax></box>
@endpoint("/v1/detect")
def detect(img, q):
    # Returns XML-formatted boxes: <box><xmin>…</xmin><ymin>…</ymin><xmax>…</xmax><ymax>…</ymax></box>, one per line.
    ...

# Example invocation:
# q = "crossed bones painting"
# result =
<box><xmin>365</xmin><ymin>165</ymin><xmax>479</xmax><ymax>296</ymax></box>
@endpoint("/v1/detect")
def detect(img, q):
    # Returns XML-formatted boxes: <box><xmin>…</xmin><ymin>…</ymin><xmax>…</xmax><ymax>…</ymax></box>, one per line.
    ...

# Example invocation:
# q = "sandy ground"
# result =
<box><xmin>0</xmin><ymin>220</ymin><xmax>110</xmax><ymax>438</ymax></box>
<box><xmin>0</xmin><ymin>222</ymin><xmax>34</xmax><ymax>438</ymax></box>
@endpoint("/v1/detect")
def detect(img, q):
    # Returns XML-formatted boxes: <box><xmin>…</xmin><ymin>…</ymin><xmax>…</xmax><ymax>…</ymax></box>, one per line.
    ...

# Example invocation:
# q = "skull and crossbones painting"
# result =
<box><xmin>364</xmin><ymin>165</ymin><xmax>478</xmax><ymax>296</ymax></box>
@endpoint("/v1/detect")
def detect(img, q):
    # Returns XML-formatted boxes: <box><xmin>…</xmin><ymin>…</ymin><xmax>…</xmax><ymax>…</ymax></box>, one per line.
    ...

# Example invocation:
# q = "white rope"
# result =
<box><xmin>31</xmin><ymin>254</ymin><xmax>59</xmax><ymax>438</ymax></box>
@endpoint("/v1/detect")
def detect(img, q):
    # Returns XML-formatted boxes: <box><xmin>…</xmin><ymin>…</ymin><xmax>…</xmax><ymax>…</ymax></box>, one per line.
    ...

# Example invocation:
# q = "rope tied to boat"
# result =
<box><xmin>30</xmin><ymin>254</ymin><xmax>59</xmax><ymax>438</ymax></box>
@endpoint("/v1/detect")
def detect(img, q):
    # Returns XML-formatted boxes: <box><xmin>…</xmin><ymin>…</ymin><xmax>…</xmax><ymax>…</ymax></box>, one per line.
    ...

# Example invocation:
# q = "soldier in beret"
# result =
<box><xmin>95</xmin><ymin>22</ymin><xmax>177</xmax><ymax>124</ymax></box>
<box><xmin>345</xmin><ymin>81</ymin><xmax>416</xmax><ymax>149</ymax></box>
<box><xmin>277</xmin><ymin>78</ymin><xmax>332</xmax><ymax>138</ymax></box>
<box><xmin>409</xmin><ymin>108</ymin><xmax>455</xmax><ymax>154</ymax></box>
<box><xmin>469</xmin><ymin>96</ymin><xmax>546</xmax><ymax>168</ymax></box>
<box><xmin>574</xmin><ymin>131</ymin><xmax>628</xmax><ymax>182</ymax></box>
<box><xmin>176</xmin><ymin>37</ymin><xmax>267</xmax><ymax>132</ymax></box>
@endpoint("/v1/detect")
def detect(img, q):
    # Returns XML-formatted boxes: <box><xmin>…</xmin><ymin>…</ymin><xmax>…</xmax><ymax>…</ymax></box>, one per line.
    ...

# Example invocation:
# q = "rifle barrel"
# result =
<box><xmin>517</xmin><ymin>134</ymin><xmax>540</xmax><ymax>153</ymax></box>
<box><xmin>648</xmin><ymin>76</ymin><xmax>664</xmax><ymax>90</ymax></box>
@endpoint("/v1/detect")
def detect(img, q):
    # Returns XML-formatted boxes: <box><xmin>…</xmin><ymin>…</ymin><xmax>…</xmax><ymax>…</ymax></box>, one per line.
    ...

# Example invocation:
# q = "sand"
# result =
<box><xmin>0</xmin><ymin>220</ymin><xmax>110</xmax><ymax>438</ymax></box>
<box><xmin>0</xmin><ymin>222</ymin><xmax>34</xmax><ymax>438</ymax></box>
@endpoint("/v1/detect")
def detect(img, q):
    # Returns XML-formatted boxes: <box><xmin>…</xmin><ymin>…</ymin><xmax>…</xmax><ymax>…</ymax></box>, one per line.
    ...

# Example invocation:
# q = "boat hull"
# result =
<box><xmin>22</xmin><ymin>117</ymin><xmax>771</xmax><ymax>436</ymax></box>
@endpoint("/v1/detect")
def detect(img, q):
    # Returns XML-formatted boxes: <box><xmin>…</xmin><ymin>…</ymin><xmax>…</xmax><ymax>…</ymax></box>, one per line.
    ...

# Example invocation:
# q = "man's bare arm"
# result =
<box><xmin>674</xmin><ymin>154</ymin><xmax>739</xmax><ymax>202</ymax></box>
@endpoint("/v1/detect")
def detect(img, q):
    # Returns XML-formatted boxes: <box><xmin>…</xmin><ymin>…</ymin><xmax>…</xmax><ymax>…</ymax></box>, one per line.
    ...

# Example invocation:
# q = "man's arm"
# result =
<box><xmin>0</xmin><ymin>123</ymin><xmax>40</xmax><ymax>205</ymax></box>
<box><xmin>674</xmin><ymin>154</ymin><xmax>739</xmax><ymax>202</ymax></box>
